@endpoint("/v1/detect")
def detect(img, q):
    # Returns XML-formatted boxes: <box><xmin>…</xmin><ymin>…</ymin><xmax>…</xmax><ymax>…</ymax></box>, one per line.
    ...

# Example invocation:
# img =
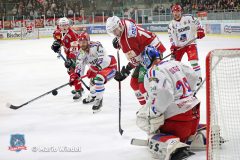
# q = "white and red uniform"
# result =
<box><xmin>138</xmin><ymin>60</ymin><xmax>200</xmax><ymax>142</ymax></box>
<box><xmin>75</xmin><ymin>41</ymin><xmax>117</xmax><ymax>99</ymax></box>
<box><xmin>168</xmin><ymin>15</ymin><xmax>204</xmax><ymax>77</ymax></box>
<box><xmin>119</xmin><ymin>19</ymin><xmax>166</xmax><ymax>105</ymax></box>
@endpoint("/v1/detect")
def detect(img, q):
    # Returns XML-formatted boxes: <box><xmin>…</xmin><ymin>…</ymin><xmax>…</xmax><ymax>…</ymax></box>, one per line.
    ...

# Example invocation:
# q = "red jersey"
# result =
<box><xmin>53</xmin><ymin>27</ymin><xmax>78</xmax><ymax>58</ymax></box>
<box><xmin>61</xmin><ymin>28</ymin><xmax>78</xmax><ymax>58</ymax></box>
<box><xmin>119</xmin><ymin>19</ymin><xmax>166</xmax><ymax>66</ymax></box>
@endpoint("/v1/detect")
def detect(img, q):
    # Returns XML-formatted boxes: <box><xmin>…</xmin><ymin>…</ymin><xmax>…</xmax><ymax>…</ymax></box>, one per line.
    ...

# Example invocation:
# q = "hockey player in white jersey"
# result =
<box><xmin>136</xmin><ymin>46</ymin><xmax>202</xmax><ymax>159</ymax></box>
<box><xmin>168</xmin><ymin>4</ymin><xmax>205</xmax><ymax>85</ymax></box>
<box><xmin>69</xmin><ymin>32</ymin><xmax>117</xmax><ymax>112</ymax></box>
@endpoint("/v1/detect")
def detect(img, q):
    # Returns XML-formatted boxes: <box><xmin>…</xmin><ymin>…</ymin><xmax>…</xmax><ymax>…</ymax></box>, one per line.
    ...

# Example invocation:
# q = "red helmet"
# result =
<box><xmin>171</xmin><ymin>4</ymin><xmax>182</xmax><ymax>12</ymax></box>
<box><xmin>78</xmin><ymin>32</ymin><xmax>90</xmax><ymax>41</ymax></box>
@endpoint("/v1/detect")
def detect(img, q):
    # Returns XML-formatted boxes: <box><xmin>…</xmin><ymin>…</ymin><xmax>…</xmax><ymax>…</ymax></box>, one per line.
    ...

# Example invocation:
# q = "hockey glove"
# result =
<box><xmin>197</xmin><ymin>28</ymin><xmax>205</xmax><ymax>39</ymax></box>
<box><xmin>170</xmin><ymin>45</ymin><xmax>178</xmax><ymax>60</ymax></box>
<box><xmin>87</xmin><ymin>66</ymin><xmax>99</xmax><ymax>78</ymax></box>
<box><xmin>112</xmin><ymin>37</ymin><xmax>120</xmax><ymax>49</ymax></box>
<box><xmin>69</xmin><ymin>73</ymin><xmax>80</xmax><ymax>86</ymax></box>
<box><xmin>51</xmin><ymin>40</ymin><xmax>61</xmax><ymax>53</ymax></box>
<box><xmin>114</xmin><ymin>63</ymin><xmax>133</xmax><ymax>82</ymax></box>
<box><xmin>65</xmin><ymin>59</ymin><xmax>73</xmax><ymax>68</ymax></box>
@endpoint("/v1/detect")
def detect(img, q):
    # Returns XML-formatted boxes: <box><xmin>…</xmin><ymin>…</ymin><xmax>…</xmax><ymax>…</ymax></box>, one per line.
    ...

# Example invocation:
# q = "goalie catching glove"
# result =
<box><xmin>136</xmin><ymin>100</ymin><xmax>164</xmax><ymax>134</ymax></box>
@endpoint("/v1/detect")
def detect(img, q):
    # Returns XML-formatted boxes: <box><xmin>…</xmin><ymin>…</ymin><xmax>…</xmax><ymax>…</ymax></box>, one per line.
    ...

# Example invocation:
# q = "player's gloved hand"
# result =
<box><xmin>53</xmin><ymin>29</ymin><xmax>62</xmax><ymax>40</ymax></box>
<box><xmin>67</xmin><ymin>52</ymin><xmax>76</xmax><ymax>59</ymax></box>
<box><xmin>69</xmin><ymin>73</ymin><xmax>79</xmax><ymax>86</ymax></box>
<box><xmin>170</xmin><ymin>45</ymin><xmax>178</xmax><ymax>60</ymax></box>
<box><xmin>112</xmin><ymin>37</ymin><xmax>120</xmax><ymax>49</ymax></box>
<box><xmin>51</xmin><ymin>40</ymin><xmax>61</xmax><ymax>53</ymax></box>
<box><xmin>65</xmin><ymin>59</ymin><xmax>73</xmax><ymax>68</ymax></box>
<box><xmin>170</xmin><ymin>45</ymin><xmax>178</xmax><ymax>53</ymax></box>
<box><xmin>86</xmin><ymin>66</ymin><xmax>99</xmax><ymax>78</ymax></box>
<box><xmin>114</xmin><ymin>63</ymin><xmax>133</xmax><ymax>82</ymax></box>
<box><xmin>197</xmin><ymin>28</ymin><xmax>205</xmax><ymax>39</ymax></box>
<box><xmin>86</xmin><ymin>70</ymin><xmax>97</xmax><ymax>79</ymax></box>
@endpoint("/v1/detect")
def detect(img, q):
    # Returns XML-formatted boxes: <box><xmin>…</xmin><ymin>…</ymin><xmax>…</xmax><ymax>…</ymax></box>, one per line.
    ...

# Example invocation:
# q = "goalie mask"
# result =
<box><xmin>106</xmin><ymin>16</ymin><xmax>123</xmax><ymax>37</ymax></box>
<box><xmin>141</xmin><ymin>46</ymin><xmax>161</xmax><ymax>69</ymax></box>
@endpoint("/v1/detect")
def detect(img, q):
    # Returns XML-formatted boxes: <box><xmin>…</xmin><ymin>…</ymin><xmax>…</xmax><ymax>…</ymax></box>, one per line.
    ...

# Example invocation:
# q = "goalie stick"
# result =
<box><xmin>56</xmin><ymin>50</ymin><xmax>90</xmax><ymax>91</ymax></box>
<box><xmin>131</xmin><ymin>125</ymin><xmax>208</xmax><ymax>146</ymax></box>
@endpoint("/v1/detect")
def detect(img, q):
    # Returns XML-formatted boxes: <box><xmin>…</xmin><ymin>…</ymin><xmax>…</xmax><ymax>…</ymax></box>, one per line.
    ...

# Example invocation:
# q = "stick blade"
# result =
<box><xmin>131</xmin><ymin>138</ymin><xmax>148</xmax><ymax>146</ymax></box>
<box><xmin>119</xmin><ymin>128</ymin><xmax>124</xmax><ymax>135</ymax></box>
<box><xmin>6</xmin><ymin>103</ymin><xmax>20</xmax><ymax>110</ymax></box>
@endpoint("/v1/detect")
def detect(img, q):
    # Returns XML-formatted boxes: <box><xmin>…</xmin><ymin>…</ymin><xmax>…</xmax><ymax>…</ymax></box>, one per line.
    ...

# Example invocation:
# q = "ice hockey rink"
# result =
<box><xmin>0</xmin><ymin>34</ymin><xmax>240</xmax><ymax>160</ymax></box>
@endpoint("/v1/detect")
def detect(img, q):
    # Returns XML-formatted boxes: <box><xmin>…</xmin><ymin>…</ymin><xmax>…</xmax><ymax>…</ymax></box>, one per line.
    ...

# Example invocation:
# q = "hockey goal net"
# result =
<box><xmin>21</xmin><ymin>26</ymin><xmax>39</xmax><ymax>40</ymax></box>
<box><xmin>206</xmin><ymin>49</ymin><xmax>240</xmax><ymax>160</ymax></box>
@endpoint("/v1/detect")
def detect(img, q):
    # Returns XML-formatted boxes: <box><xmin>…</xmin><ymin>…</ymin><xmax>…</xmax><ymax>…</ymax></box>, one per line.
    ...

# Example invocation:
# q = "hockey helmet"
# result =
<box><xmin>78</xmin><ymin>32</ymin><xmax>90</xmax><ymax>41</ymax></box>
<box><xmin>171</xmin><ymin>4</ymin><xmax>182</xmax><ymax>12</ymax></box>
<box><xmin>141</xmin><ymin>46</ymin><xmax>161</xmax><ymax>69</ymax></box>
<box><xmin>106</xmin><ymin>16</ymin><xmax>122</xmax><ymax>36</ymax></box>
<box><xmin>58</xmin><ymin>17</ymin><xmax>70</xmax><ymax>26</ymax></box>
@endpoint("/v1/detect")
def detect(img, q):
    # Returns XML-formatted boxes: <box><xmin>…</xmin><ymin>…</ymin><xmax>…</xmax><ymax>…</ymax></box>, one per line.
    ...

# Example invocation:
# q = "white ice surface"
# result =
<box><xmin>0</xmin><ymin>34</ymin><xmax>239</xmax><ymax>160</ymax></box>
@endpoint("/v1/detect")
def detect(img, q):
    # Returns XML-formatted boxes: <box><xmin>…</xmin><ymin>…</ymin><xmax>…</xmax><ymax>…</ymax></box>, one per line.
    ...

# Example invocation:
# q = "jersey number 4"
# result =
<box><xmin>176</xmin><ymin>77</ymin><xmax>191</xmax><ymax>99</ymax></box>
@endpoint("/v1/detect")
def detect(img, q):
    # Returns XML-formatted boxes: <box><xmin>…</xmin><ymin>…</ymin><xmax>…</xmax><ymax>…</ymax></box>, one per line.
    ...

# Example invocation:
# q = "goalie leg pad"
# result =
<box><xmin>187</xmin><ymin>128</ymin><xmax>206</xmax><ymax>151</ymax></box>
<box><xmin>148</xmin><ymin>133</ymin><xmax>194</xmax><ymax>160</ymax></box>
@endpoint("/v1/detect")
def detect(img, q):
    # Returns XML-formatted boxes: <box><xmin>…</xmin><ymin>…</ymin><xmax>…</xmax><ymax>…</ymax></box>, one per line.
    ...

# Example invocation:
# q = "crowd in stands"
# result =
<box><xmin>0</xmin><ymin>0</ymin><xmax>240</xmax><ymax>19</ymax></box>
<box><xmin>181</xmin><ymin>0</ymin><xmax>240</xmax><ymax>13</ymax></box>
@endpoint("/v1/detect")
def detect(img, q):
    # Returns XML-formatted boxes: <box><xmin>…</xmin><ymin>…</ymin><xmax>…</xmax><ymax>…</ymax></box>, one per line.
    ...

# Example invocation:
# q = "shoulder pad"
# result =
<box><xmin>126</xmin><ymin>20</ymin><xmax>137</xmax><ymax>38</ymax></box>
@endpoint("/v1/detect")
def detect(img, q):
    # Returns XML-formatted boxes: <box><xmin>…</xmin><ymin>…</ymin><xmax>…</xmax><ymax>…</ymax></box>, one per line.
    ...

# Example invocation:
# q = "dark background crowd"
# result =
<box><xmin>0</xmin><ymin>0</ymin><xmax>239</xmax><ymax>20</ymax></box>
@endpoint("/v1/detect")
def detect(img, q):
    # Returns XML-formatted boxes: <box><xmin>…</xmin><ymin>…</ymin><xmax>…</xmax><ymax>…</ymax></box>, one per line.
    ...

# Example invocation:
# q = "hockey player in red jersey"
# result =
<box><xmin>51</xmin><ymin>17</ymin><xmax>83</xmax><ymax>100</ymax></box>
<box><xmin>136</xmin><ymin>46</ymin><xmax>206</xmax><ymax>159</ymax></box>
<box><xmin>69</xmin><ymin>32</ymin><xmax>117</xmax><ymax>112</ymax></box>
<box><xmin>168</xmin><ymin>4</ymin><xmax>205</xmax><ymax>85</ymax></box>
<box><xmin>106</xmin><ymin>16</ymin><xmax>166</xmax><ymax>106</ymax></box>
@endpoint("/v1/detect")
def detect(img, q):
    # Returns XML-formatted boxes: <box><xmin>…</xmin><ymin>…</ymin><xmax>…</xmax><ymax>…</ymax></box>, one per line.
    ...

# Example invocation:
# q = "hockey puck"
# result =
<box><xmin>52</xmin><ymin>90</ymin><xmax>58</xmax><ymax>96</ymax></box>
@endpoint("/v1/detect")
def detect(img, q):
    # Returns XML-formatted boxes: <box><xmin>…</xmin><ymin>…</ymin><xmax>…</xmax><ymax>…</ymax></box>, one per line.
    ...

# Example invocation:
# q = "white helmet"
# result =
<box><xmin>58</xmin><ymin>17</ymin><xmax>70</xmax><ymax>26</ymax></box>
<box><xmin>106</xmin><ymin>16</ymin><xmax>122</xmax><ymax>36</ymax></box>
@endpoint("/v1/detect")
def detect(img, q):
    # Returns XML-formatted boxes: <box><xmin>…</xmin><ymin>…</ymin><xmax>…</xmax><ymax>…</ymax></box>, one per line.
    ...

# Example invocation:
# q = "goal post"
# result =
<box><xmin>206</xmin><ymin>49</ymin><xmax>240</xmax><ymax>160</ymax></box>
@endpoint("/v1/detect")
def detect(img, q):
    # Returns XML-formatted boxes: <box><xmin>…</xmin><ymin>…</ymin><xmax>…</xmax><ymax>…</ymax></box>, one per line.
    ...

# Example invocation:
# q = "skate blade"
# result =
<box><xmin>93</xmin><ymin>108</ymin><xmax>102</xmax><ymax>114</ymax></box>
<box><xmin>73</xmin><ymin>98</ymin><xmax>82</xmax><ymax>102</ymax></box>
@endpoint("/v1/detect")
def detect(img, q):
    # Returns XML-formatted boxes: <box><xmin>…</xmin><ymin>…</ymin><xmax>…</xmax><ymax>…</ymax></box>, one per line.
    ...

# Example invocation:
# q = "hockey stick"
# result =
<box><xmin>117</xmin><ymin>49</ymin><xmax>124</xmax><ymax>135</ymax></box>
<box><xmin>7</xmin><ymin>82</ymin><xmax>70</xmax><ymax>110</ymax></box>
<box><xmin>55</xmin><ymin>50</ymin><xmax>90</xmax><ymax>91</ymax></box>
<box><xmin>7</xmin><ymin>74</ymin><xmax>88</xmax><ymax>110</ymax></box>
<box><xmin>162</xmin><ymin>37</ymin><xmax>198</xmax><ymax>60</ymax></box>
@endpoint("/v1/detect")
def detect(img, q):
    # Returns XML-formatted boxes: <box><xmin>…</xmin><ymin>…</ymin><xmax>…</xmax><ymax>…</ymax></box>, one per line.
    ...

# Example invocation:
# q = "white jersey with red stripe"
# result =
<box><xmin>75</xmin><ymin>41</ymin><xmax>113</xmax><ymax>76</ymax></box>
<box><xmin>144</xmin><ymin>60</ymin><xmax>200</xmax><ymax>119</ymax></box>
<box><xmin>168</xmin><ymin>14</ymin><xmax>202</xmax><ymax>47</ymax></box>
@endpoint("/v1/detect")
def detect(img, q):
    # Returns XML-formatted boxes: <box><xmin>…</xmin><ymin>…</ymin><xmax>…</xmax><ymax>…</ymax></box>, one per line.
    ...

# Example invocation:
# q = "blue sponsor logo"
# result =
<box><xmin>224</xmin><ymin>25</ymin><xmax>240</xmax><ymax>33</ymax></box>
